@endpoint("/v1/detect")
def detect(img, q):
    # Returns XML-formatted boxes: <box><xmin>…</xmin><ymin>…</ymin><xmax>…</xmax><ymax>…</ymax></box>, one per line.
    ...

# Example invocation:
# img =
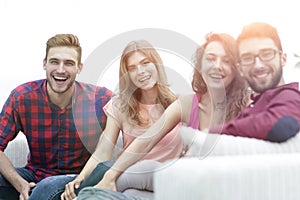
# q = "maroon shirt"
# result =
<box><xmin>0</xmin><ymin>79</ymin><xmax>112</xmax><ymax>181</ymax></box>
<box><xmin>210</xmin><ymin>82</ymin><xmax>300</xmax><ymax>142</ymax></box>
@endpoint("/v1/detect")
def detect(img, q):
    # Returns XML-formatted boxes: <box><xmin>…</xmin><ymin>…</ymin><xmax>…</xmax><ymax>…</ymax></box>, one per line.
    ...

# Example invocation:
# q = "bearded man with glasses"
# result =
<box><xmin>209</xmin><ymin>22</ymin><xmax>300</xmax><ymax>142</ymax></box>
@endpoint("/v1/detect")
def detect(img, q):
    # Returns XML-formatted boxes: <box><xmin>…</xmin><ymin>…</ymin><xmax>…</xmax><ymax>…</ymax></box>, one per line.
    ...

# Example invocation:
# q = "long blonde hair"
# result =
<box><xmin>192</xmin><ymin>33</ymin><xmax>249</xmax><ymax>121</ymax></box>
<box><xmin>118</xmin><ymin>40</ymin><xmax>177</xmax><ymax>126</ymax></box>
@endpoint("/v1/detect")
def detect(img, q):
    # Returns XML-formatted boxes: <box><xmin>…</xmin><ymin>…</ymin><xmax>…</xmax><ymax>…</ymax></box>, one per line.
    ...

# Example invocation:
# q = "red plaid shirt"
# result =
<box><xmin>0</xmin><ymin>79</ymin><xmax>112</xmax><ymax>181</ymax></box>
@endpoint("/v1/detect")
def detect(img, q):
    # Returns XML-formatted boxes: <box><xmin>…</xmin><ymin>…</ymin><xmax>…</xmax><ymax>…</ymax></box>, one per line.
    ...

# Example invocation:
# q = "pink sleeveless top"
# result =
<box><xmin>104</xmin><ymin>96</ymin><xmax>183</xmax><ymax>162</ymax></box>
<box><xmin>188</xmin><ymin>94</ymin><xmax>200</xmax><ymax>130</ymax></box>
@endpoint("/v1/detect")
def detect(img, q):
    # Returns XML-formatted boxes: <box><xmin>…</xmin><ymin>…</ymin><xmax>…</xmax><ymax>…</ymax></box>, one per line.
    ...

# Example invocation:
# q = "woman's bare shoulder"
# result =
<box><xmin>177</xmin><ymin>94</ymin><xmax>195</xmax><ymax>123</ymax></box>
<box><xmin>178</xmin><ymin>94</ymin><xmax>195</xmax><ymax>104</ymax></box>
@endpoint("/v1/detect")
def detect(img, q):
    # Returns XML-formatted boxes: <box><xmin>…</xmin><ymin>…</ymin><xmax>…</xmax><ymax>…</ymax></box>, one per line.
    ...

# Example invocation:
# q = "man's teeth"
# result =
<box><xmin>256</xmin><ymin>73</ymin><xmax>268</xmax><ymax>78</ymax></box>
<box><xmin>54</xmin><ymin>76</ymin><xmax>67</xmax><ymax>81</ymax></box>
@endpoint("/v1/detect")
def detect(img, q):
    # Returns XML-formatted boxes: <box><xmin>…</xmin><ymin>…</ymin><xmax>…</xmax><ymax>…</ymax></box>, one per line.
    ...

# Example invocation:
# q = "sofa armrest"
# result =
<box><xmin>4</xmin><ymin>133</ymin><xmax>29</xmax><ymax>167</ymax></box>
<box><xmin>180</xmin><ymin>126</ymin><xmax>300</xmax><ymax>157</ymax></box>
<box><xmin>154</xmin><ymin>154</ymin><xmax>300</xmax><ymax>200</ymax></box>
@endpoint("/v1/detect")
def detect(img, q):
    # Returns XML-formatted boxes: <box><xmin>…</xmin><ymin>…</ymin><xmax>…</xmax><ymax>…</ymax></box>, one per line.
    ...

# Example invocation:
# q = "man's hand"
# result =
<box><xmin>19</xmin><ymin>182</ymin><xmax>36</xmax><ymax>200</ymax></box>
<box><xmin>60</xmin><ymin>175</ymin><xmax>84</xmax><ymax>200</ymax></box>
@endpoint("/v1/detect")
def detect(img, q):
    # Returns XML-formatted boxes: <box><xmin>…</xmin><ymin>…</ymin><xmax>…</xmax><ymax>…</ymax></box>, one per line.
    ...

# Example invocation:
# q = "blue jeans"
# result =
<box><xmin>29</xmin><ymin>174</ymin><xmax>76</xmax><ymax>200</ymax></box>
<box><xmin>32</xmin><ymin>160</ymin><xmax>113</xmax><ymax>200</ymax></box>
<box><xmin>0</xmin><ymin>167</ymin><xmax>76</xmax><ymax>200</ymax></box>
<box><xmin>0</xmin><ymin>168</ymin><xmax>36</xmax><ymax>200</ymax></box>
<box><xmin>75</xmin><ymin>160</ymin><xmax>114</xmax><ymax>195</ymax></box>
<box><xmin>77</xmin><ymin>187</ymin><xmax>149</xmax><ymax>200</ymax></box>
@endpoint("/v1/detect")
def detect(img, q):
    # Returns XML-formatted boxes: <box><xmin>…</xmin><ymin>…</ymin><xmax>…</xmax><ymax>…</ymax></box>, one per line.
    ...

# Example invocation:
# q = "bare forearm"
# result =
<box><xmin>103</xmin><ymin>101</ymin><xmax>182</xmax><ymax>181</ymax></box>
<box><xmin>79</xmin><ymin>132</ymin><xmax>114</xmax><ymax>179</ymax></box>
<box><xmin>0</xmin><ymin>151</ymin><xmax>28</xmax><ymax>192</ymax></box>
<box><xmin>78</xmin><ymin>141</ymin><xmax>114</xmax><ymax>179</ymax></box>
<box><xmin>106</xmin><ymin>119</ymin><xmax>174</xmax><ymax>180</ymax></box>
<box><xmin>77</xmin><ymin>155</ymin><xmax>99</xmax><ymax>180</ymax></box>
<box><xmin>103</xmin><ymin>139</ymin><xmax>152</xmax><ymax>182</ymax></box>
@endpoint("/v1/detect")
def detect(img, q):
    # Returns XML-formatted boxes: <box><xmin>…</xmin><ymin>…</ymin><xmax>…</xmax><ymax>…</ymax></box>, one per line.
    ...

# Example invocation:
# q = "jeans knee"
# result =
<box><xmin>29</xmin><ymin>175</ymin><xmax>76</xmax><ymax>200</ymax></box>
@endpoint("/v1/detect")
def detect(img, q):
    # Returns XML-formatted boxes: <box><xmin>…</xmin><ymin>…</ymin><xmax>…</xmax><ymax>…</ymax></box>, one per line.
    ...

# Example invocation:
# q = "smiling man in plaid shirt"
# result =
<box><xmin>0</xmin><ymin>34</ymin><xmax>112</xmax><ymax>200</ymax></box>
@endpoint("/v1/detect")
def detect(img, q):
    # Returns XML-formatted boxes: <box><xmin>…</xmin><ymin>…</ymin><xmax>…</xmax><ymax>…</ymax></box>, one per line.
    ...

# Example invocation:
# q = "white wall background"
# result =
<box><xmin>1</xmin><ymin>0</ymin><xmax>300</xmax><ymax>107</ymax></box>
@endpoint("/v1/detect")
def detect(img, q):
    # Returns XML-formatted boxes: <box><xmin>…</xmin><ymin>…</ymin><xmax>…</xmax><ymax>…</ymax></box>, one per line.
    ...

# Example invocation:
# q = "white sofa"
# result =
<box><xmin>4</xmin><ymin>127</ymin><xmax>300</xmax><ymax>200</ymax></box>
<box><xmin>154</xmin><ymin>126</ymin><xmax>300</xmax><ymax>200</ymax></box>
<box><xmin>4</xmin><ymin>133</ymin><xmax>29</xmax><ymax>167</ymax></box>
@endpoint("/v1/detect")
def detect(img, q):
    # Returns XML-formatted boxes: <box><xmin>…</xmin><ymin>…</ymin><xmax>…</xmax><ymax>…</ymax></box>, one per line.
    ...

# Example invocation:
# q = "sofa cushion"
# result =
<box><xmin>4</xmin><ymin>133</ymin><xmax>29</xmax><ymax>167</ymax></box>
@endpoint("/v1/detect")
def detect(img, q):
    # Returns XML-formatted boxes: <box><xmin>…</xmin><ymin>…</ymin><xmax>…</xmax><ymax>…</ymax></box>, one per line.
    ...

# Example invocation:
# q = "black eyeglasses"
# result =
<box><xmin>239</xmin><ymin>48</ymin><xmax>281</xmax><ymax>66</ymax></box>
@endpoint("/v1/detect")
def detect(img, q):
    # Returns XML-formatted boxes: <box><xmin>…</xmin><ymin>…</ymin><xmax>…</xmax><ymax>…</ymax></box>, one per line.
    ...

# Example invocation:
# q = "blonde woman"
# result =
<box><xmin>60</xmin><ymin>40</ymin><xmax>183</xmax><ymax>200</ymax></box>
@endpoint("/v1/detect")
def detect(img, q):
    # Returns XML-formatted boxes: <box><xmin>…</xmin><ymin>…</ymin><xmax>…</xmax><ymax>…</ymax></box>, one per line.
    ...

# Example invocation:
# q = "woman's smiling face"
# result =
<box><xmin>126</xmin><ymin>51</ymin><xmax>158</xmax><ymax>91</ymax></box>
<box><xmin>201</xmin><ymin>41</ymin><xmax>235</xmax><ymax>90</ymax></box>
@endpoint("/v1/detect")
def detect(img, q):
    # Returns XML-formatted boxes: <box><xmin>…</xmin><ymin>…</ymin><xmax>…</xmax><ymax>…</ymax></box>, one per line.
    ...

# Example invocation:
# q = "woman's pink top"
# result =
<box><xmin>188</xmin><ymin>94</ymin><xmax>200</xmax><ymax>130</ymax></box>
<box><xmin>104</xmin><ymin>96</ymin><xmax>183</xmax><ymax>162</ymax></box>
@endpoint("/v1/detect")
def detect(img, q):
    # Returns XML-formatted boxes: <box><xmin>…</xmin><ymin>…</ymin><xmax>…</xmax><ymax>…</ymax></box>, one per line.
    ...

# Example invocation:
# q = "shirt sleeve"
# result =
<box><xmin>0</xmin><ymin>92</ymin><xmax>20</xmax><ymax>151</ymax></box>
<box><xmin>209</xmin><ymin>88</ymin><xmax>300</xmax><ymax>142</ymax></box>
